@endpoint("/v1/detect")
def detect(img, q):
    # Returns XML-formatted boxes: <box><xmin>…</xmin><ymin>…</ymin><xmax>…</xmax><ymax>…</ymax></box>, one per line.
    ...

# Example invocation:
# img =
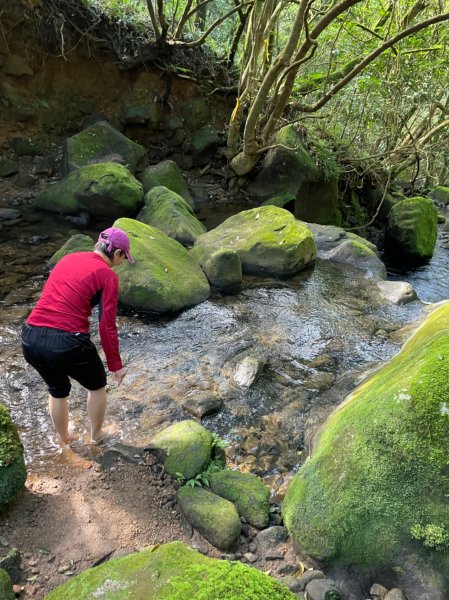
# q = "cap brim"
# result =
<box><xmin>125</xmin><ymin>251</ymin><xmax>135</xmax><ymax>263</ymax></box>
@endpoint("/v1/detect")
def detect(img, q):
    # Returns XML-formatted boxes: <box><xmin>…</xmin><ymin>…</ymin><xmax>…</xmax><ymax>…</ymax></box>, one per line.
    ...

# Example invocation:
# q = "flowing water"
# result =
<box><xmin>1</xmin><ymin>202</ymin><xmax>434</xmax><ymax>493</ymax></box>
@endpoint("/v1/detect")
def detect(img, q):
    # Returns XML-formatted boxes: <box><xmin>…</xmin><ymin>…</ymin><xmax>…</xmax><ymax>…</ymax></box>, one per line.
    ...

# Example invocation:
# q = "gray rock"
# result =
<box><xmin>181</xmin><ymin>393</ymin><xmax>223</xmax><ymax>419</ymax></box>
<box><xmin>256</xmin><ymin>526</ymin><xmax>288</xmax><ymax>548</ymax></box>
<box><xmin>275</xmin><ymin>575</ymin><xmax>302</xmax><ymax>593</ymax></box>
<box><xmin>384</xmin><ymin>590</ymin><xmax>407</xmax><ymax>600</ymax></box>
<box><xmin>305</xmin><ymin>578</ymin><xmax>341</xmax><ymax>600</ymax></box>
<box><xmin>325</xmin><ymin>239</ymin><xmax>387</xmax><ymax>280</ymax></box>
<box><xmin>13</xmin><ymin>173</ymin><xmax>37</xmax><ymax>188</ymax></box>
<box><xmin>190</xmin><ymin>246</ymin><xmax>242</xmax><ymax>293</ymax></box>
<box><xmin>0</xmin><ymin>209</ymin><xmax>20</xmax><ymax>221</ymax></box>
<box><xmin>370</xmin><ymin>583</ymin><xmax>388</xmax><ymax>598</ymax></box>
<box><xmin>297</xmin><ymin>569</ymin><xmax>326</xmax><ymax>592</ymax></box>
<box><xmin>233</xmin><ymin>356</ymin><xmax>265</xmax><ymax>388</ymax></box>
<box><xmin>243</xmin><ymin>552</ymin><xmax>257</xmax><ymax>563</ymax></box>
<box><xmin>0</xmin><ymin>159</ymin><xmax>19</xmax><ymax>177</ymax></box>
<box><xmin>376</xmin><ymin>280</ymin><xmax>417</xmax><ymax>305</ymax></box>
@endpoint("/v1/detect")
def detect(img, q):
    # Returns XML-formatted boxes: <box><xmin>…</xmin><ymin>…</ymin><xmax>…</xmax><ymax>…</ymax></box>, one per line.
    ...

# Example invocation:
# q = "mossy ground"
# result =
<box><xmin>0</xmin><ymin>403</ymin><xmax>27</xmax><ymax>510</ymax></box>
<box><xmin>283</xmin><ymin>301</ymin><xmax>449</xmax><ymax>578</ymax></box>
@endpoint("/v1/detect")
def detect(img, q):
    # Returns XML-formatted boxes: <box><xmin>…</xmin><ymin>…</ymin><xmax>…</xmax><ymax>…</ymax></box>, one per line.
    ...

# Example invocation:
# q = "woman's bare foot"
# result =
<box><xmin>60</xmin><ymin>433</ymin><xmax>78</xmax><ymax>445</ymax></box>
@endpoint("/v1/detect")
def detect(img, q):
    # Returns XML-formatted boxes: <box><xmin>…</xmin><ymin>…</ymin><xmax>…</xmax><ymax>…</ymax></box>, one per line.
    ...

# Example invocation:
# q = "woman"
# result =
<box><xmin>21</xmin><ymin>227</ymin><xmax>134</xmax><ymax>444</ymax></box>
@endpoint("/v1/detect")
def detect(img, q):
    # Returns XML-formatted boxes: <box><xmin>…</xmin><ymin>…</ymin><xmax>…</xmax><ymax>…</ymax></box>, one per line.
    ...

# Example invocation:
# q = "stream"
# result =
<box><xmin>3</xmin><ymin>200</ymin><xmax>445</xmax><ymax>499</ymax></box>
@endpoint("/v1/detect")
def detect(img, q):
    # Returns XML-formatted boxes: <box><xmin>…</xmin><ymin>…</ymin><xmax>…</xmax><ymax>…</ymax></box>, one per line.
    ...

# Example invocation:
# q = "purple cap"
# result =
<box><xmin>98</xmin><ymin>227</ymin><xmax>134</xmax><ymax>263</ymax></box>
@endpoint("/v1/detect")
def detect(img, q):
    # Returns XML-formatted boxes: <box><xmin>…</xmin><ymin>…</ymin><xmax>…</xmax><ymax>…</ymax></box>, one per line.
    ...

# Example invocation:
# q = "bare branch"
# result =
<box><xmin>183</xmin><ymin>1</ymin><xmax>253</xmax><ymax>47</ymax></box>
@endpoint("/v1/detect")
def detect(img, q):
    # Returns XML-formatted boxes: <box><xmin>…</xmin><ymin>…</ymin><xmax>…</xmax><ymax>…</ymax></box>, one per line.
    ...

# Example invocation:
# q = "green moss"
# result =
<box><xmin>177</xmin><ymin>486</ymin><xmax>241</xmax><ymax>550</ymax></box>
<box><xmin>0</xmin><ymin>568</ymin><xmax>14</xmax><ymax>600</ymax></box>
<box><xmin>0</xmin><ymin>403</ymin><xmax>27</xmax><ymax>510</ymax></box>
<box><xmin>139</xmin><ymin>160</ymin><xmax>192</xmax><ymax>205</ymax></box>
<box><xmin>283</xmin><ymin>300</ymin><xmax>449</xmax><ymax>574</ymax></box>
<box><xmin>429</xmin><ymin>186</ymin><xmax>449</xmax><ymax>206</ymax></box>
<box><xmin>44</xmin><ymin>542</ymin><xmax>296</xmax><ymax>600</ymax></box>
<box><xmin>386</xmin><ymin>196</ymin><xmax>438</xmax><ymax>259</ymax></box>
<box><xmin>210</xmin><ymin>470</ymin><xmax>270</xmax><ymax>529</ymax></box>
<box><xmin>47</xmin><ymin>235</ymin><xmax>94</xmax><ymax>268</ymax></box>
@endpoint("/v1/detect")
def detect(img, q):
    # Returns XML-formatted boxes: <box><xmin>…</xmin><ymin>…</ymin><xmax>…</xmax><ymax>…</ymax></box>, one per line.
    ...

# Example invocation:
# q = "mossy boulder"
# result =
<box><xmin>325</xmin><ymin>238</ymin><xmax>387</xmax><ymax>280</ymax></box>
<box><xmin>0</xmin><ymin>159</ymin><xmax>19</xmax><ymax>177</ymax></box>
<box><xmin>137</xmin><ymin>186</ymin><xmax>206</xmax><ymax>247</ymax></box>
<box><xmin>283</xmin><ymin>301</ymin><xmax>449</xmax><ymax>593</ymax></box>
<box><xmin>429</xmin><ymin>186</ymin><xmax>449</xmax><ymax>206</ymax></box>
<box><xmin>190</xmin><ymin>246</ymin><xmax>242</xmax><ymax>292</ymax></box>
<box><xmin>248</xmin><ymin>125</ymin><xmax>320</xmax><ymax>200</ymax></box>
<box><xmin>47</xmin><ymin>234</ymin><xmax>94</xmax><ymax>269</ymax></box>
<box><xmin>139</xmin><ymin>160</ymin><xmax>193</xmax><ymax>206</ymax></box>
<box><xmin>44</xmin><ymin>541</ymin><xmax>296</xmax><ymax>600</ymax></box>
<box><xmin>0</xmin><ymin>403</ymin><xmax>27</xmax><ymax>511</ymax></box>
<box><xmin>146</xmin><ymin>420</ymin><xmax>213</xmax><ymax>480</ymax></box>
<box><xmin>181</xmin><ymin>99</ymin><xmax>210</xmax><ymax>131</ymax></box>
<box><xmin>194</xmin><ymin>206</ymin><xmax>316</xmax><ymax>277</ymax></box>
<box><xmin>36</xmin><ymin>163</ymin><xmax>144</xmax><ymax>219</ymax></box>
<box><xmin>177</xmin><ymin>487</ymin><xmax>241</xmax><ymax>550</ymax></box>
<box><xmin>189</xmin><ymin>126</ymin><xmax>222</xmax><ymax>167</ymax></box>
<box><xmin>64</xmin><ymin>121</ymin><xmax>148</xmax><ymax>174</ymax></box>
<box><xmin>386</xmin><ymin>196</ymin><xmax>438</xmax><ymax>260</ymax></box>
<box><xmin>0</xmin><ymin>569</ymin><xmax>14</xmax><ymax>600</ymax></box>
<box><xmin>295</xmin><ymin>178</ymin><xmax>341</xmax><ymax>226</ymax></box>
<box><xmin>210</xmin><ymin>470</ymin><xmax>270</xmax><ymax>529</ymax></box>
<box><xmin>112</xmin><ymin>218</ymin><xmax>210</xmax><ymax>313</ymax></box>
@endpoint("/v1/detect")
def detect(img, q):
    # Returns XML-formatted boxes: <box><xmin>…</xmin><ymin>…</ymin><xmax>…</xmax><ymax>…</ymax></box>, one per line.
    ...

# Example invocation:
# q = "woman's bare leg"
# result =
<box><xmin>48</xmin><ymin>396</ymin><xmax>77</xmax><ymax>444</ymax></box>
<box><xmin>87</xmin><ymin>387</ymin><xmax>107</xmax><ymax>443</ymax></box>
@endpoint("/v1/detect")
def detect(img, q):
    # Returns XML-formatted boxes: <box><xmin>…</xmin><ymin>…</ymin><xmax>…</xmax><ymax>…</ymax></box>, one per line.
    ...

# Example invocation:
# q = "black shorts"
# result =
<box><xmin>21</xmin><ymin>324</ymin><xmax>107</xmax><ymax>398</ymax></box>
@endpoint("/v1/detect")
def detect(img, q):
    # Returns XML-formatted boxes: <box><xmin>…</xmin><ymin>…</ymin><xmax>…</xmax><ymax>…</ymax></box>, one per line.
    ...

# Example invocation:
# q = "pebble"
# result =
<box><xmin>243</xmin><ymin>552</ymin><xmax>257</xmax><ymax>563</ymax></box>
<box><xmin>0</xmin><ymin>537</ymin><xmax>9</xmax><ymax>547</ymax></box>
<box><xmin>13</xmin><ymin>584</ymin><xmax>22</xmax><ymax>594</ymax></box>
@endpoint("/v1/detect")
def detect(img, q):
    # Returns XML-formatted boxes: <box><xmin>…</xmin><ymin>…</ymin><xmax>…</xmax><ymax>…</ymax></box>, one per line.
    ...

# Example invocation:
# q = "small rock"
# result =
<box><xmin>370</xmin><ymin>583</ymin><xmax>388</xmax><ymax>598</ymax></box>
<box><xmin>384</xmin><ymin>590</ymin><xmax>407</xmax><ymax>600</ymax></box>
<box><xmin>233</xmin><ymin>356</ymin><xmax>265</xmax><ymax>388</ymax></box>
<box><xmin>264</xmin><ymin>550</ymin><xmax>285</xmax><ymax>560</ymax></box>
<box><xmin>220</xmin><ymin>553</ymin><xmax>236</xmax><ymax>561</ymax></box>
<box><xmin>256</xmin><ymin>526</ymin><xmax>288</xmax><ymax>548</ymax></box>
<box><xmin>297</xmin><ymin>569</ymin><xmax>326</xmax><ymax>592</ymax></box>
<box><xmin>0</xmin><ymin>209</ymin><xmax>20</xmax><ymax>221</ymax></box>
<box><xmin>277</xmin><ymin>563</ymin><xmax>298</xmax><ymax>576</ymax></box>
<box><xmin>181</xmin><ymin>393</ymin><xmax>223</xmax><ymax>419</ymax></box>
<box><xmin>0</xmin><ymin>537</ymin><xmax>9</xmax><ymax>547</ymax></box>
<box><xmin>305</xmin><ymin>578</ymin><xmax>341</xmax><ymax>600</ymax></box>
<box><xmin>243</xmin><ymin>552</ymin><xmax>257</xmax><ymax>563</ymax></box>
<box><xmin>58</xmin><ymin>565</ymin><xmax>70</xmax><ymax>574</ymax></box>
<box><xmin>274</xmin><ymin>575</ymin><xmax>302</xmax><ymax>593</ymax></box>
<box><xmin>13</xmin><ymin>584</ymin><xmax>22</xmax><ymax>594</ymax></box>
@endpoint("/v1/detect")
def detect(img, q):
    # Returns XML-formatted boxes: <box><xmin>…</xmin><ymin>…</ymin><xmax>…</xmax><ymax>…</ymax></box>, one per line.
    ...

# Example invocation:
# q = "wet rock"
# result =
<box><xmin>33</xmin><ymin>155</ymin><xmax>58</xmax><ymax>176</ymax></box>
<box><xmin>305</xmin><ymin>578</ymin><xmax>341</xmax><ymax>600</ymax></box>
<box><xmin>177</xmin><ymin>486</ymin><xmax>241</xmax><ymax>550</ymax></box>
<box><xmin>256</xmin><ymin>526</ymin><xmax>288</xmax><ymax>548</ymax></box>
<box><xmin>233</xmin><ymin>356</ymin><xmax>265</xmax><ymax>388</ymax></box>
<box><xmin>190</xmin><ymin>246</ymin><xmax>242</xmax><ymax>293</ymax></box>
<box><xmin>306</xmin><ymin>371</ymin><xmax>335</xmax><ymax>392</ymax></box>
<box><xmin>181</xmin><ymin>393</ymin><xmax>223</xmax><ymax>419</ymax></box>
<box><xmin>13</xmin><ymin>173</ymin><xmax>38</xmax><ymax>188</ymax></box>
<box><xmin>325</xmin><ymin>239</ymin><xmax>387</xmax><ymax>280</ymax></box>
<box><xmin>0</xmin><ymin>209</ymin><xmax>20</xmax><ymax>221</ymax></box>
<box><xmin>376</xmin><ymin>281</ymin><xmax>417</xmax><ymax>305</ymax></box>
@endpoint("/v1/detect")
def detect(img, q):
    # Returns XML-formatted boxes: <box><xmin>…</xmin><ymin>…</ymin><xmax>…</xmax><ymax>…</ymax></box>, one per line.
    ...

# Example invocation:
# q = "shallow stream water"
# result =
<box><xmin>2</xmin><ymin>201</ymin><xmax>439</xmax><ymax>496</ymax></box>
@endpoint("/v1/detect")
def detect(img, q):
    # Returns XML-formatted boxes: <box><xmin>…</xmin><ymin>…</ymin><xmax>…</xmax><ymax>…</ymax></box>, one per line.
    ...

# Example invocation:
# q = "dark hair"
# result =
<box><xmin>95</xmin><ymin>241</ymin><xmax>124</xmax><ymax>259</ymax></box>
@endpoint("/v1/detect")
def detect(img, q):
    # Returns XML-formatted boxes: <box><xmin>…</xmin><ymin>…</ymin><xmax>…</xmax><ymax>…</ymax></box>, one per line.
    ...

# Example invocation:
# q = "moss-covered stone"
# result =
<box><xmin>64</xmin><ymin>121</ymin><xmax>148</xmax><ymax>174</ymax></box>
<box><xmin>325</xmin><ymin>239</ymin><xmax>386</xmax><ymax>280</ymax></box>
<box><xmin>36</xmin><ymin>163</ymin><xmax>144</xmax><ymax>218</ymax></box>
<box><xmin>139</xmin><ymin>160</ymin><xmax>193</xmax><ymax>206</ymax></box>
<box><xmin>295</xmin><ymin>178</ymin><xmax>341</xmax><ymax>226</ymax></box>
<box><xmin>112</xmin><ymin>218</ymin><xmax>210</xmax><ymax>313</ymax></box>
<box><xmin>138</xmin><ymin>186</ymin><xmax>206</xmax><ymax>247</ymax></box>
<box><xmin>0</xmin><ymin>159</ymin><xmax>19</xmax><ymax>177</ymax></box>
<box><xmin>283</xmin><ymin>300</ymin><xmax>449</xmax><ymax>588</ymax></box>
<box><xmin>177</xmin><ymin>486</ymin><xmax>241</xmax><ymax>550</ymax></box>
<box><xmin>147</xmin><ymin>420</ymin><xmax>213</xmax><ymax>480</ymax></box>
<box><xmin>194</xmin><ymin>206</ymin><xmax>316</xmax><ymax>278</ymax></box>
<box><xmin>0</xmin><ymin>403</ymin><xmax>26</xmax><ymax>511</ymax></box>
<box><xmin>44</xmin><ymin>541</ymin><xmax>296</xmax><ymax>599</ymax></box>
<box><xmin>47</xmin><ymin>234</ymin><xmax>94</xmax><ymax>269</ymax></box>
<box><xmin>181</xmin><ymin>99</ymin><xmax>210</xmax><ymax>131</ymax></box>
<box><xmin>0</xmin><ymin>568</ymin><xmax>14</xmax><ymax>600</ymax></box>
<box><xmin>386</xmin><ymin>196</ymin><xmax>438</xmax><ymax>259</ymax></box>
<box><xmin>190</xmin><ymin>126</ymin><xmax>222</xmax><ymax>166</ymax></box>
<box><xmin>210</xmin><ymin>470</ymin><xmax>270</xmax><ymax>529</ymax></box>
<box><xmin>190</xmin><ymin>246</ymin><xmax>242</xmax><ymax>292</ymax></box>
<box><xmin>429</xmin><ymin>186</ymin><xmax>449</xmax><ymax>206</ymax></box>
<box><xmin>261</xmin><ymin>192</ymin><xmax>296</xmax><ymax>211</ymax></box>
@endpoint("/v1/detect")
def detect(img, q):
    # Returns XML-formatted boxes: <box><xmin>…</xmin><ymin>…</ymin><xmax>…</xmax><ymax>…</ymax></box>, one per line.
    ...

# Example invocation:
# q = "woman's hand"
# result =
<box><xmin>111</xmin><ymin>367</ymin><xmax>127</xmax><ymax>387</ymax></box>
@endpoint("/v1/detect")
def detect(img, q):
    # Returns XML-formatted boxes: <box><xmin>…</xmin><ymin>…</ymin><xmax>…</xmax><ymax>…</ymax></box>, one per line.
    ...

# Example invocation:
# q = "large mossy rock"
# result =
<box><xmin>248</xmin><ymin>125</ymin><xmax>341</xmax><ymax>225</ymax></box>
<box><xmin>324</xmin><ymin>238</ymin><xmax>387</xmax><ymax>280</ymax></box>
<box><xmin>47</xmin><ymin>234</ymin><xmax>94</xmax><ymax>269</ymax></box>
<box><xmin>386</xmin><ymin>196</ymin><xmax>438</xmax><ymax>260</ymax></box>
<box><xmin>0</xmin><ymin>403</ymin><xmax>27</xmax><ymax>511</ymax></box>
<box><xmin>146</xmin><ymin>420</ymin><xmax>213</xmax><ymax>480</ymax></box>
<box><xmin>44</xmin><ymin>541</ymin><xmax>296</xmax><ymax>600</ymax></box>
<box><xmin>177</xmin><ymin>486</ymin><xmax>241</xmax><ymax>550</ymax></box>
<box><xmin>282</xmin><ymin>301</ymin><xmax>449</xmax><ymax>595</ymax></box>
<box><xmin>137</xmin><ymin>186</ymin><xmax>206</xmax><ymax>246</ymax></box>
<box><xmin>139</xmin><ymin>160</ymin><xmax>193</xmax><ymax>206</ymax></box>
<box><xmin>429</xmin><ymin>186</ymin><xmax>449</xmax><ymax>206</ymax></box>
<box><xmin>36</xmin><ymin>163</ymin><xmax>144</xmax><ymax>218</ymax></box>
<box><xmin>64</xmin><ymin>121</ymin><xmax>148</xmax><ymax>174</ymax></box>
<box><xmin>194</xmin><ymin>206</ymin><xmax>316</xmax><ymax>277</ymax></box>
<box><xmin>190</xmin><ymin>246</ymin><xmax>242</xmax><ymax>292</ymax></box>
<box><xmin>210</xmin><ymin>470</ymin><xmax>270</xmax><ymax>529</ymax></box>
<box><xmin>113</xmin><ymin>218</ymin><xmax>210</xmax><ymax>313</ymax></box>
